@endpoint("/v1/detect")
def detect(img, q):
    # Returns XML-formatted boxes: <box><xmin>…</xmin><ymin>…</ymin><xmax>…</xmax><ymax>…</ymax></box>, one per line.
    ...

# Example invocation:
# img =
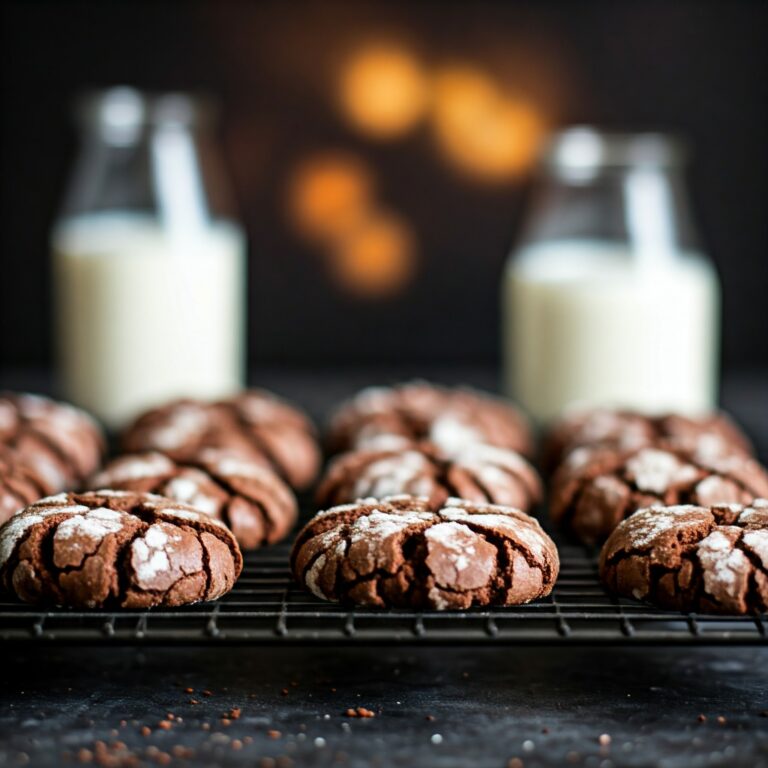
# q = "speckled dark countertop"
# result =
<box><xmin>0</xmin><ymin>368</ymin><xmax>767</xmax><ymax>768</ymax></box>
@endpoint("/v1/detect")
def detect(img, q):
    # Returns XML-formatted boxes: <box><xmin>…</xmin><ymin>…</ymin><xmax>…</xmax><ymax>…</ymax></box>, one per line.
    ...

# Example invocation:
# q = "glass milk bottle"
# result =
<box><xmin>503</xmin><ymin>128</ymin><xmax>719</xmax><ymax>423</ymax></box>
<box><xmin>52</xmin><ymin>88</ymin><xmax>246</xmax><ymax>428</ymax></box>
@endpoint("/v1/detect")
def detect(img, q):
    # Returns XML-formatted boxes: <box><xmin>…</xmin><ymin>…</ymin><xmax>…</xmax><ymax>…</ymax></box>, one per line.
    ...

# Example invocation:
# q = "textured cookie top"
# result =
<box><xmin>0</xmin><ymin>490</ymin><xmax>242</xmax><ymax>609</ymax></box>
<box><xmin>0</xmin><ymin>392</ymin><xmax>105</xmax><ymax>494</ymax></box>
<box><xmin>544</xmin><ymin>407</ymin><xmax>751</xmax><ymax>472</ymax></box>
<box><xmin>291</xmin><ymin>495</ymin><xmax>559</xmax><ymax>610</ymax></box>
<box><xmin>550</xmin><ymin>440</ymin><xmax>768</xmax><ymax>544</ymax></box>
<box><xmin>121</xmin><ymin>390</ymin><xmax>321</xmax><ymax>490</ymax></box>
<box><xmin>0</xmin><ymin>445</ymin><xmax>52</xmax><ymax>524</ymax></box>
<box><xmin>327</xmin><ymin>381</ymin><xmax>533</xmax><ymax>457</ymax></box>
<box><xmin>600</xmin><ymin>500</ymin><xmax>768</xmax><ymax>614</ymax></box>
<box><xmin>316</xmin><ymin>442</ymin><xmax>542</xmax><ymax>512</ymax></box>
<box><xmin>91</xmin><ymin>449</ymin><xmax>298</xmax><ymax>549</ymax></box>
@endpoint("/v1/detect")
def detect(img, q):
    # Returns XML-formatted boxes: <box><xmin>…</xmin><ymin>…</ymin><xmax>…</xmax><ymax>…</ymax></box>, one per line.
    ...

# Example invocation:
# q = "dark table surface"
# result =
<box><xmin>1</xmin><ymin>367</ymin><xmax>767</xmax><ymax>768</ymax></box>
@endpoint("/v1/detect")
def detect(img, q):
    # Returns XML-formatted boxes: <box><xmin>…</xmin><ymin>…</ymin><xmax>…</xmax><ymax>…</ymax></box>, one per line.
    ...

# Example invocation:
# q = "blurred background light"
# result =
<box><xmin>287</xmin><ymin>152</ymin><xmax>374</xmax><ymax>242</ymax></box>
<box><xmin>431</xmin><ymin>64</ymin><xmax>545</xmax><ymax>181</ymax></box>
<box><xmin>330</xmin><ymin>209</ymin><xmax>416</xmax><ymax>297</ymax></box>
<box><xmin>338</xmin><ymin>43</ymin><xmax>429</xmax><ymax>139</ymax></box>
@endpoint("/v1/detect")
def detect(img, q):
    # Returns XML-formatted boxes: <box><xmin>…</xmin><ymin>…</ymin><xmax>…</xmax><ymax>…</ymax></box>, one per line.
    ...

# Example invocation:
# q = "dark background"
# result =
<box><xmin>1</xmin><ymin>0</ymin><xmax>766</xmax><ymax>374</ymax></box>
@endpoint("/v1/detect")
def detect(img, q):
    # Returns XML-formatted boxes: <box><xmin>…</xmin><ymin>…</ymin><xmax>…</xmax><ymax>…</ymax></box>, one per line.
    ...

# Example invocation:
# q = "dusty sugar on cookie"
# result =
<box><xmin>544</xmin><ymin>407</ymin><xmax>753</xmax><ymax>472</ymax></box>
<box><xmin>600</xmin><ymin>500</ymin><xmax>768</xmax><ymax>614</ymax></box>
<box><xmin>0</xmin><ymin>491</ymin><xmax>242</xmax><ymax>609</ymax></box>
<box><xmin>291</xmin><ymin>495</ymin><xmax>559</xmax><ymax>610</ymax></box>
<box><xmin>550</xmin><ymin>441</ymin><xmax>768</xmax><ymax>545</ymax></box>
<box><xmin>0</xmin><ymin>392</ymin><xmax>105</xmax><ymax>493</ymax></box>
<box><xmin>327</xmin><ymin>381</ymin><xmax>533</xmax><ymax>457</ymax></box>
<box><xmin>121</xmin><ymin>390</ymin><xmax>321</xmax><ymax>490</ymax></box>
<box><xmin>316</xmin><ymin>441</ymin><xmax>541</xmax><ymax>512</ymax></box>
<box><xmin>89</xmin><ymin>449</ymin><xmax>297</xmax><ymax>549</ymax></box>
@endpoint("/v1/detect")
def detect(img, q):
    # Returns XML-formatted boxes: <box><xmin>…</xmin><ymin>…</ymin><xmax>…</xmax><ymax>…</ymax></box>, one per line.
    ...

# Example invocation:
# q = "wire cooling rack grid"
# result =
<box><xmin>1</xmin><ymin>539</ymin><xmax>765</xmax><ymax>645</ymax></box>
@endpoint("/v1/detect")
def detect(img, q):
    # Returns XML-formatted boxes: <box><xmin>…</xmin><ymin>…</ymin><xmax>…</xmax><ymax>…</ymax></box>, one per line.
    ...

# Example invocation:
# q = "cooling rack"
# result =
<box><xmin>1</xmin><ymin>538</ymin><xmax>765</xmax><ymax>646</ymax></box>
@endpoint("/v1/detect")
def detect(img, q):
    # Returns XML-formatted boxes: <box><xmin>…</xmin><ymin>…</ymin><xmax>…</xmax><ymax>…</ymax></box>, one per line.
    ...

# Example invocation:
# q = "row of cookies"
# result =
<box><xmin>0</xmin><ymin>389</ymin><xmax>322</xmax><ymax>608</ymax></box>
<box><xmin>290</xmin><ymin>382</ymin><xmax>561</xmax><ymax>610</ymax></box>
<box><xmin>543</xmin><ymin>407</ymin><xmax>768</xmax><ymax>613</ymax></box>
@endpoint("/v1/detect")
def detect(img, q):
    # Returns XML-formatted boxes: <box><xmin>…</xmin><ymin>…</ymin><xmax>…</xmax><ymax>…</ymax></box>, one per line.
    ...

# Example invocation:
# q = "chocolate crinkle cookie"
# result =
<box><xmin>0</xmin><ymin>392</ymin><xmax>105</xmax><ymax>496</ymax></box>
<box><xmin>121</xmin><ymin>390</ymin><xmax>321</xmax><ymax>490</ymax></box>
<box><xmin>290</xmin><ymin>495</ymin><xmax>559</xmax><ymax>609</ymax></box>
<box><xmin>600</xmin><ymin>500</ymin><xmax>768</xmax><ymax>614</ymax></box>
<box><xmin>91</xmin><ymin>450</ymin><xmax>297</xmax><ymax>549</ymax></box>
<box><xmin>0</xmin><ymin>446</ymin><xmax>52</xmax><ymax>524</ymax></box>
<box><xmin>543</xmin><ymin>407</ymin><xmax>752</xmax><ymax>473</ymax></box>
<box><xmin>326</xmin><ymin>381</ymin><xmax>533</xmax><ymax>457</ymax></box>
<box><xmin>0</xmin><ymin>491</ymin><xmax>242</xmax><ymax>609</ymax></box>
<box><xmin>316</xmin><ymin>442</ymin><xmax>542</xmax><ymax>513</ymax></box>
<box><xmin>550</xmin><ymin>440</ymin><xmax>768</xmax><ymax>546</ymax></box>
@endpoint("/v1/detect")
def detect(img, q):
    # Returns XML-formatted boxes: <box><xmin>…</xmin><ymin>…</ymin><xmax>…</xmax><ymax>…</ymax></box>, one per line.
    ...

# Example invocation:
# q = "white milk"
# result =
<box><xmin>503</xmin><ymin>240</ymin><xmax>719</xmax><ymax>422</ymax></box>
<box><xmin>53</xmin><ymin>213</ymin><xmax>245</xmax><ymax>428</ymax></box>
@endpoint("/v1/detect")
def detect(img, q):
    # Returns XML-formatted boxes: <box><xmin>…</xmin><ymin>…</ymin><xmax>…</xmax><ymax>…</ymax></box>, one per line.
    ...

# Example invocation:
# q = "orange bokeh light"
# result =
<box><xmin>431</xmin><ymin>65</ymin><xmax>544</xmax><ymax>180</ymax></box>
<box><xmin>338</xmin><ymin>44</ymin><xmax>428</xmax><ymax>139</ymax></box>
<box><xmin>331</xmin><ymin>210</ymin><xmax>416</xmax><ymax>297</ymax></box>
<box><xmin>287</xmin><ymin>152</ymin><xmax>374</xmax><ymax>241</ymax></box>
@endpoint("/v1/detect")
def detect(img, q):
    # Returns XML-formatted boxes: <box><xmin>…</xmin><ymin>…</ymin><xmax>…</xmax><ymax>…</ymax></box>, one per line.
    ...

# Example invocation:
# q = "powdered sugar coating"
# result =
<box><xmin>615</xmin><ymin>505</ymin><xmax>708</xmax><ymax>549</ymax></box>
<box><xmin>164</xmin><ymin>476</ymin><xmax>219</xmax><ymax>516</ymax></box>
<box><xmin>92</xmin><ymin>453</ymin><xmax>175</xmax><ymax>484</ymax></box>
<box><xmin>131</xmin><ymin>524</ymin><xmax>175</xmax><ymax>582</ymax></box>
<box><xmin>292</xmin><ymin>494</ymin><xmax>558</xmax><ymax>610</ymax></box>
<box><xmin>743</xmin><ymin>530</ymin><xmax>768</xmax><ymax>568</ymax></box>
<box><xmin>625</xmin><ymin>449</ymin><xmax>699</xmax><ymax>494</ymax></box>
<box><xmin>0</xmin><ymin>513</ymin><xmax>43</xmax><ymax>566</ymax></box>
<box><xmin>425</xmin><ymin>522</ymin><xmax>475</xmax><ymax>573</ymax></box>
<box><xmin>55</xmin><ymin>507</ymin><xmax>124</xmax><ymax>542</ymax></box>
<box><xmin>697</xmin><ymin>529</ymin><xmax>749</xmax><ymax>600</ymax></box>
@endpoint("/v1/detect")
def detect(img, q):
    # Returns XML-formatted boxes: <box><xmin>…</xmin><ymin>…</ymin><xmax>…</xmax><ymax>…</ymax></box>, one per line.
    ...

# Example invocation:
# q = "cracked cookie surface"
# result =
<box><xmin>91</xmin><ymin>450</ymin><xmax>297</xmax><ymax>549</ymax></box>
<box><xmin>327</xmin><ymin>381</ymin><xmax>533</xmax><ymax>457</ymax></box>
<box><xmin>550</xmin><ymin>441</ymin><xmax>768</xmax><ymax>545</ymax></box>
<box><xmin>0</xmin><ymin>446</ymin><xmax>52</xmax><ymax>525</ymax></box>
<box><xmin>0</xmin><ymin>392</ymin><xmax>105</xmax><ymax>495</ymax></box>
<box><xmin>316</xmin><ymin>442</ymin><xmax>542</xmax><ymax>512</ymax></box>
<box><xmin>543</xmin><ymin>408</ymin><xmax>751</xmax><ymax>473</ymax></box>
<box><xmin>0</xmin><ymin>490</ymin><xmax>242</xmax><ymax>608</ymax></box>
<box><xmin>599</xmin><ymin>500</ymin><xmax>768</xmax><ymax>614</ymax></box>
<box><xmin>121</xmin><ymin>390</ymin><xmax>320</xmax><ymax>490</ymax></box>
<box><xmin>290</xmin><ymin>495</ymin><xmax>558</xmax><ymax>609</ymax></box>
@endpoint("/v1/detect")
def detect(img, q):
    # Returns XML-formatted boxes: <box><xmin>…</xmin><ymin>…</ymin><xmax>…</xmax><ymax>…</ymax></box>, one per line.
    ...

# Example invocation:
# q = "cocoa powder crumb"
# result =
<box><xmin>189</xmin><ymin>699</ymin><xmax>200</xmax><ymax>705</ymax></box>
<box><xmin>697</xmin><ymin>714</ymin><xmax>707</xmax><ymax>723</ymax></box>
<box><xmin>140</xmin><ymin>727</ymin><xmax>151</xmax><ymax>737</ymax></box>
<box><xmin>202</xmin><ymin>690</ymin><xmax>213</xmax><ymax>697</ymax></box>
<box><xmin>281</xmin><ymin>688</ymin><xmax>289</xmax><ymax>696</ymax></box>
<box><xmin>184</xmin><ymin>688</ymin><xmax>194</xmax><ymax>694</ymax></box>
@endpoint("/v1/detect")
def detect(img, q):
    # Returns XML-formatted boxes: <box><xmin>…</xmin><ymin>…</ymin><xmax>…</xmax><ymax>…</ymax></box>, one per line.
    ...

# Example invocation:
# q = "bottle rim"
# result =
<box><xmin>544</xmin><ymin>127</ymin><xmax>688</xmax><ymax>171</ymax></box>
